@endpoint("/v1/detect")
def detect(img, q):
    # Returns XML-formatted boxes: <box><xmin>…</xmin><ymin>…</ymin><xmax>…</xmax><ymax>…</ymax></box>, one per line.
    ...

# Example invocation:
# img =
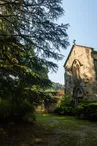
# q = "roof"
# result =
<box><xmin>92</xmin><ymin>51</ymin><xmax>97</xmax><ymax>55</ymax></box>
<box><xmin>64</xmin><ymin>44</ymin><xmax>94</xmax><ymax>67</ymax></box>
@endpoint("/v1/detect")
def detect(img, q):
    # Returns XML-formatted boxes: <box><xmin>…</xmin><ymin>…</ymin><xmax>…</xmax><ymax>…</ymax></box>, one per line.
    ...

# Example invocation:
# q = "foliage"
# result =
<box><xmin>43</xmin><ymin>90</ymin><xmax>57</xmax><ymax>110</ymax></box>
<box><xmin>75</xmin><ymin>101</ymin><xmax>97</xmax><ymax>120</ymax></box>
<box><xmin>0</xmin><ymin>0</ymin><xmax>69</xmax><ymax>71</ymax></box>
<box><xmin>45</xmin><ymin>89</ymin><xmax>57</xmax><ymax>95</ymax></box>
<box><xmin>55</xmin><ymin>96</ymin><xmax>97</xmax><ymax>120</ymax></box>
<box><xmin>48</xmin><ymin>82</ymin><xmax>64</xmax><ymax>91</ymax></box>
<box><xmin>0</xmin><ymin>98</ymin><xmax>35</xmax><ymax>122</ymax></box>
<box><xmin>55</xmin><ymin>94</ymin><xmax>74</xmax><ymax>115</ymax></box>
<box><xmin>0</xmin><ymin>0</ymin><xmax>69</xmax><ymax>120</ymax></box>
<box><xmin>0</xmin><ymin>98</ymin><xmax>12</xmax><ymax>118</ymax></box>
<box><xmin>23</xmin><ymin>112</ymin><xmax>36</xmax><ymax>123</ymax></box>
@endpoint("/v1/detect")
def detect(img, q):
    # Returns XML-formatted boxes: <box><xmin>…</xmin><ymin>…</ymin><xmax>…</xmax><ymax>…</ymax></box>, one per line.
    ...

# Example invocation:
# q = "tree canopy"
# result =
<box><xmin>0</xmin><ymin>0</ymin><xmax>69</xmax><ymax>119</ymax></box>
<box><xmin>0</xmin><ymin>0</ymin><xmax>69</xmax><ymax>69</ymax></box>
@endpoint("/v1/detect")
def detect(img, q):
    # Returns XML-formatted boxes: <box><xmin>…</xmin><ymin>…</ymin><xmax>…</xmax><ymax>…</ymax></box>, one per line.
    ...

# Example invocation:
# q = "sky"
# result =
<box><xmin>48</xmin><ymin>0</ymin><xmax>97</xmax><ymax>85</ymax></box>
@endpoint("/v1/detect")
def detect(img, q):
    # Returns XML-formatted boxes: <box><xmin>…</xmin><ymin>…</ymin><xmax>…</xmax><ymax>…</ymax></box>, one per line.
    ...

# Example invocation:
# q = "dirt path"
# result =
<box><xmin>0</xmin><ymin>114</ymin><xmax>97</xmax><ymax>146</ymax></box>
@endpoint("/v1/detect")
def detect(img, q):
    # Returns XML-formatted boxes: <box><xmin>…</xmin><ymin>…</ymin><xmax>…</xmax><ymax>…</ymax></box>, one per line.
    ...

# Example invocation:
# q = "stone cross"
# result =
<box><xmin>73</xmin><ymin>40</ymin><xmax>76</xmax><ymax>45</ymax></box>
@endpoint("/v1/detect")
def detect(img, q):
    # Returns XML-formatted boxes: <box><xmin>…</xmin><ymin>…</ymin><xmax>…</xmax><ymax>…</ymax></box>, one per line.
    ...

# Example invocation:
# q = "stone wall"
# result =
<box><xmin>64</xmin><ymin>45</ymin><xmax>97</xmax><ymax>103</ymax></box>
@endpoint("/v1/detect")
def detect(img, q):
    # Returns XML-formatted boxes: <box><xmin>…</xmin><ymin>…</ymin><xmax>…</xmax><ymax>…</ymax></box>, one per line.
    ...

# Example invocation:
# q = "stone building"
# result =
<box><xmin>64</xmin><ymin>43</ymin><xmax>97</xmax><ymax>104</ymax></box>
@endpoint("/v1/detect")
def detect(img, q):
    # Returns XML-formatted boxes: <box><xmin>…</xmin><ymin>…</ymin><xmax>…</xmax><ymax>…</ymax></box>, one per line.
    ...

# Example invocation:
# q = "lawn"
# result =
<box><xmin>0</xmin><ymin>114</ymin><xmax>97</xmax><ymax>146</ymax></box>
<box><xmin>36</xmin><ymin>114</ymin><xmax>97</xmax><ymax>146</ymax></box>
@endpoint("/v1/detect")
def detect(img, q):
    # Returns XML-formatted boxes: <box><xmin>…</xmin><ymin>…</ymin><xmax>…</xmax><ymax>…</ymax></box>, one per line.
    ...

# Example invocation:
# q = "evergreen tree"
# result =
<box><xmin>0</xmin><ymin>0</ymin><xmax>69</xmax><ymax>119</ymax></box>
<box><xmin>0</xmin><ymin>0</ymin><xmax>69</xmax><ymax>69</ymax></box>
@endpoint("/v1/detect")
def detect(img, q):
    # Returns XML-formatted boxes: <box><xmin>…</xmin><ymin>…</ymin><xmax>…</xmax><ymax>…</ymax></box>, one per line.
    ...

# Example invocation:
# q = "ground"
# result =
<box><xmin>0</xmin><ymin>114</ymin><xmax>97</xmax><ymax>146</ymax></box>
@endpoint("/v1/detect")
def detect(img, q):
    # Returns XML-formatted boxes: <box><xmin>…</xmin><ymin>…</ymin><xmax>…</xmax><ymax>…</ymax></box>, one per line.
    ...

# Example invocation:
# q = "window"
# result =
<box><xmin>71</xmin><ymin>59</ymin><xmax>82</xmax><ymax>83</ymax></box>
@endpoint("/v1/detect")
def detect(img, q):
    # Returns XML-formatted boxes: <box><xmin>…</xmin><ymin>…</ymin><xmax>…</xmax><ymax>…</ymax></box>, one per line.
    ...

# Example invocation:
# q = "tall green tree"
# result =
<box><xmin>0</xmin><ymin>0</ymin><xmax>69</xmax><ymax>118</ymax></box>
<box><xmin>0</xmin><ymin>0</ymin><xmax>69</xmax><ymax>70</ymax></box>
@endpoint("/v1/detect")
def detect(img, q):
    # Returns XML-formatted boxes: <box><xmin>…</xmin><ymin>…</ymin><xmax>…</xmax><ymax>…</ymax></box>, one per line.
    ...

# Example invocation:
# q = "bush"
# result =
<box><xmin>23</xmin><ymin>112</ymin><xmax>35</xmax><ymax>123</ymax></box>
<box><xmin>0</xmin><ymin>98</ymin><xmax>12</xmax><ymax>118</ymax></box>
<box><xmin>0</xmin><ymin>98</ymin><xmax>35</xmax><ymax>122</ymax></box>
<box><xmin>12</xmin><ymin>101</ymin><xmax>35</xmax><ymax>117</ymax></box>
<box><xmin>55</xmin><ymin>94</ymin><xmax>74</xmax><ymax>115</ymax></box>
<box><xmin>75</xmin><ymin>101</ymin><xmax>97</xmax><ymax>120</ymax></box>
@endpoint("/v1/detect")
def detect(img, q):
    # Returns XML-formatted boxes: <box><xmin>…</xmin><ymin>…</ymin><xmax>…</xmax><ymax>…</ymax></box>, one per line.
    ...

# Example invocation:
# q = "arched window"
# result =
<box><xmin>71</xmin><ymin>59</ymin><xmax>82</xmax><ymax>84</ymax></box>
<box><xmin>73</xmin><ymin>86</ymin><xmax>84</xmax><ymax>98</ymax></box>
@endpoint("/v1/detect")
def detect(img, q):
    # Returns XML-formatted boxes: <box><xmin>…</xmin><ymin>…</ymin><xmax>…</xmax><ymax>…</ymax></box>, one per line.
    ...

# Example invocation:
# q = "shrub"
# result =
<box><xmin>55</xmin><ymin>94</ymin><xmax>74</xmax><ymax>115</ymax></box>
<box><xmin>23</xmin><ymin>112</ymin><xmax>35</xmax><ymax>123</ymax></box>
<box><xmin>75</xmin><ymin>101</ymin><xmax>97</xmax><ymax>120</ymax></box>
<box><xmin>0</xmin><ymin>98</ymin><xmax>12</xmax><ymax>118</ymax></box>
<box><xmin>12</xmin><ymin>101</ymin><xmax>35</xmax><ymax>117</ymax></box>
<box><xmin>0</xmin><ymin>98</ymin><xmax>35</xmax><ymax>122</ymax></box>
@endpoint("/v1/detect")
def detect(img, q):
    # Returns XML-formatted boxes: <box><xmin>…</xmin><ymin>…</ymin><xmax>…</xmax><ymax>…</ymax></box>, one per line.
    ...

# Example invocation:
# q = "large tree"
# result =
<box><xmin>0</xmin><ymin>0</ymin><xmax>69</xmax><ymax>69</ymax></box>
<box><xmin>0</xmin><ymin>0</ymin><xmax>69</xmax><ymax>118</ymax></box>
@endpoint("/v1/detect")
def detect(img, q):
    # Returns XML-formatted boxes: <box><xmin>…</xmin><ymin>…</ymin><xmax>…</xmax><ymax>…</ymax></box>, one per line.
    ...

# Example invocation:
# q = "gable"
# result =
<box><xmin>64</xmin><ymin>44</ymin><xmax>94</xmax><ymax>69</ymax></box>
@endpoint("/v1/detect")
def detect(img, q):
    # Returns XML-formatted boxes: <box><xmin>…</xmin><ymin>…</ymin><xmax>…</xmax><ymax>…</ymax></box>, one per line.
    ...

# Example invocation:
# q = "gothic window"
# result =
<box><xmin>73</xmin><ymin>86</ymin><xmax>84</xmax><ymax>98</ymax></box>
<box><xmin>71</xmin><ymin>59</ymin><xmax>82</xmax><ymax>84</ymax></box>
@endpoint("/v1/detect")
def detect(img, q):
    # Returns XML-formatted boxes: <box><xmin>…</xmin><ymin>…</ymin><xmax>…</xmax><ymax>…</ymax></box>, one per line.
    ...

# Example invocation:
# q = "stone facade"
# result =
<box><xmin>64</xmin><ymin>44</ymin><xmax>97</xmax><ymax>104</ymax></box>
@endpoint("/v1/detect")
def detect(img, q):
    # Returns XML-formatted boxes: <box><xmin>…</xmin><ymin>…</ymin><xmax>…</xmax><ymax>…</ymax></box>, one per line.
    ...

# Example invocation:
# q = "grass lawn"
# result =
<box><xmin>36</xmin><ymin>114</ymin><xmax>97</xmax><ymax>146</ymax></box>
<box><xmin>0</xmin><ymin>114</ymin><xmax>97</xmax><ymax>146</ymax></box>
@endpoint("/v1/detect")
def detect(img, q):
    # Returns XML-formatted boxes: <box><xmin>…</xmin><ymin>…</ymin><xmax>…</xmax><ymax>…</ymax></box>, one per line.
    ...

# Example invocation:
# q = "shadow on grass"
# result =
<box><xmin>0</xmin><ymin>119</ymin><xmax>51</xmax><ymax>146</ymax></box>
